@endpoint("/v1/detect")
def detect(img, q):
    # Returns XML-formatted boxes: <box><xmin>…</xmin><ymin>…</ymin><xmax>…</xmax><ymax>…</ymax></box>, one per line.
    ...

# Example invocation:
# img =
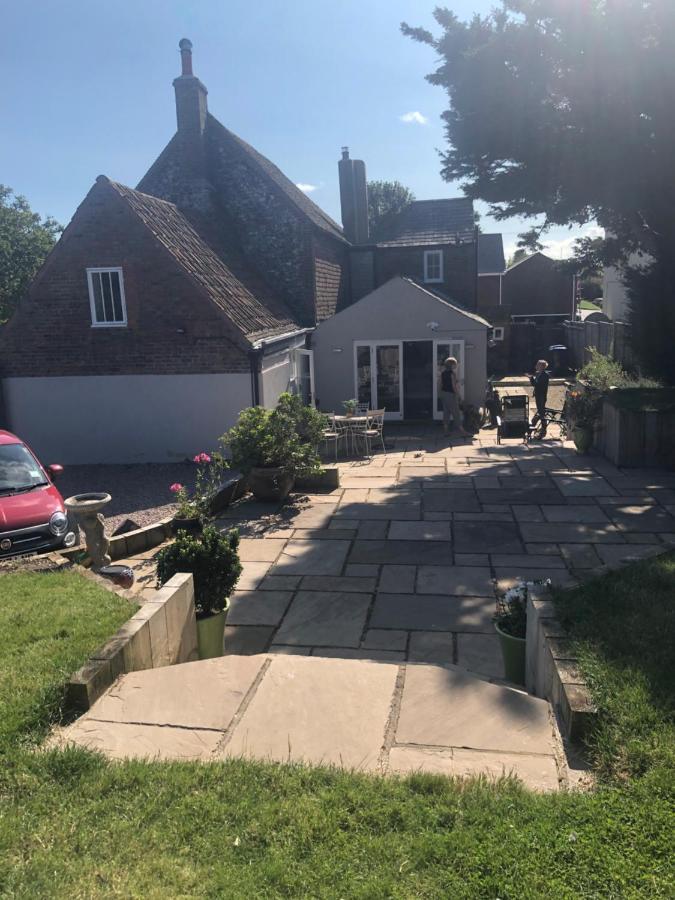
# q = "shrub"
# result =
<box><xmin>494</xmin><ymin>579</ymin><xmax>551</xmax><ymax>639</ymax></box>
<box><xmin>168</xmin><ymin>451</ymin><xmax>229</xmax><ymax>521</ymax></box>
<box><xmin>577</xmin><ymin>348</ymin><xmax>632</xmax><ymax>393</ymax></box>
<box><xmin>156</xmin><ymin>525</ymin><xmax>241</xmax><ymax>617</ymax></box>
<box><xmin>223</xmin><ymin>392</ymin><xmax>326</xmax><ymax>477</ymax></box>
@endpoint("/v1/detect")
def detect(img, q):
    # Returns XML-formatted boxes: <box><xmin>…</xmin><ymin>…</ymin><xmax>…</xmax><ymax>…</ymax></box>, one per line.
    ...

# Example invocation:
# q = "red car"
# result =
<box><xmin>0</xmin><ymin>430</ymin><xmax>78</xmax><ymax>559</ymax></box>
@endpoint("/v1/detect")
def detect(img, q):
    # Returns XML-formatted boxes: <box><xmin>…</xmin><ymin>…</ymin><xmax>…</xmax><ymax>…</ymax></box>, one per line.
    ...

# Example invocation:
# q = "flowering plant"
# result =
<box><xmin>494</xmin><ymin>578</ymin><xmax>551</xmax><ymax>639</ymax></box>
<box><xmin>565</xmin><ymin>386</ymin><xmax>602</xmax><ymax>428</ymax></box>
<box><xmin>342</xmin><ymin>399</ymin><xmax>358</xmax><ymax>413</ymax></box>
<box><xmin>169</xmin><ymin>451</ymin><xmax>229</xmax><ymax>521</ymax></box>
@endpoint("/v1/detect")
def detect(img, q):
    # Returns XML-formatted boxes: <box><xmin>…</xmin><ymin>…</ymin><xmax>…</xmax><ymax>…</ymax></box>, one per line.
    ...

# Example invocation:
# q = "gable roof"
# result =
<box><xmin>400</xmin><ymin>278</ymin><xmax>491</xmax><ymax>326</ymax></box>
<box><xmin>206</xmin><ymin>117</ymin><xmax>346</xmax><ymax>243</ymax></box>
<box><xmin>505</xmin><ymin>251</ymin><xmax>552</xmax><ymax>272</ymax></box>
<box><xmin>105</xmin><ymin>178</ymin><xmax>300</xmax><ymax>342</ymax></box>
<box><xmin>478</xmin><ymin>233</ymin><xmax>506</xmax><ymax>275</ymax></box>
<box><xmin>374</xmin><ymin>198</ymin><xmax>475</xmax><ymax>247</ymax></box>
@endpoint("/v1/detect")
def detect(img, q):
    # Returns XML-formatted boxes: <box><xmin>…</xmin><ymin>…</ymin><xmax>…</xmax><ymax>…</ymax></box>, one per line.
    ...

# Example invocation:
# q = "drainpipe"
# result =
<box><xmin>249</xmin><ymin>348</ymin><xmax>263</xmax><ymax>406</ymax></box>
<box><xmin>474</xmin><ymin>226</ymin><xmax>480</xmax><ymax>312</ymax></box>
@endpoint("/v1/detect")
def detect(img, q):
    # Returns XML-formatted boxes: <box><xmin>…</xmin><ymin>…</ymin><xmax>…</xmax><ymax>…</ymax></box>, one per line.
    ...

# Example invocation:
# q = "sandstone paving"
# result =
<box><xmin>408</xmin><ymin>632</ymin><xmax>454</xmax><ymax>664</ymax></box>
<box><xmin>300</xmin><ymin>575</ymin><xmax>377</xmax><ymax>593</ymax></box>
<box><xmin>227</xmin><ymin>591</ymin><xmax>293</xmax><ymax>626</ymax></box>
<box><xmin>370</xmin><ymin>593</ymin><xmax>494</xmax><ymax>632</ymax></box>
<box><xmin>273</xmin><ymin>591</ymin><xmax>371</xmax><ymax>647</ymax></box>
<box><xmin>237</xmin><ymin>539</ymin><xmax>287</xmax><ymax>562</ymax></box>
<box><xmin>416</xmin><ymin>566</ymin><xmax>494</xmax><ymax>597</ymax></box>
<box><xmin>606</xmin><ymin>505</ymin><xmax>675</xmax><ymax>533</ymax></box>
<box><xmin>379</xmin><ymin>565</ymin><xmax>417</xmax><ymax>593</ymax></box>
<box><xmin>361</xmin><ymin>629</ymin><xmax>408</xmax><ymax>651</ymax></box>
<box><xmin>519</xmin><ymin>523</ymin><xmax>625</xmax><ymax>544</ymax></box>
<box><xmin>224</xmin><ymin>626</ymin><xmax>276</xmax><ymax>655</ymax></box>
<box><xmin>552</xmin><ymin>474</ymin><xmax>617</xmax><ymax>497</ymax></box>
<box><xmin>453</xmin><ymin>522</ymin><xmax>523</xmax><ymax>554</ymax></box>
<box><xmin>271</xmin><ymin>539</ymin><xmax>350</xmax><ymax>575</ymax></box>
<box><xmin>388</xmin><ymin>521</ymin><xmax>452</xmax><ymax>541</ymax></box>
<box><xmin>456</xmin><ymin>632</ymin><xmax>503</xmax><ymax>679</ymax></box>
<box><xmin>540</xmin><ymin>505</ymin><xmax>611</xmax><ymax>523</ymax></box>
<box><xmin>52</xmin><ymin>720</ymin><xmax>224</xmax><ymax>762</ymax></box>
<box><xmin>349</xmin><ymin>540</ymin><xmax>453</xmax><ymax>566</ymax></box>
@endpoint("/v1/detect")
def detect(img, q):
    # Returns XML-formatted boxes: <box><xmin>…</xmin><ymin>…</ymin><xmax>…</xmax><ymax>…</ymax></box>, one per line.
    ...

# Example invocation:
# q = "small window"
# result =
<box><xmin>491</xmin><ymin>326</ymin><xmax>505</xmax><ymax>341</ymax></box>
<box><xmin>423</xmin><ymin>250</ymin><xmax>443</xmax><ymax>283</ymax></box>
<box><xmin>87</xmin><ymin>268</ymin><xmax>127</xmax><ymax>327</ymax></box>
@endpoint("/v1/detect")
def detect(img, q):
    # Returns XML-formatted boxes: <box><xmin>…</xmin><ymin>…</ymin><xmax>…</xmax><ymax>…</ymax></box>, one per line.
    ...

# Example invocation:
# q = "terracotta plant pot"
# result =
<box><xmin>196</xmin><ymin>603</ymin><xmax>229</xmax><ymax>659</ymax></box>
<box><xmin>248</xmin><ymin>467</ymin><xmax>295</xmax><ymax>502</ymax></box>
<box><xmin>495</xmin><ymin>622</ymin><xmax>526</xmax><ymax>685</ymax></box>
<box><xmin>572</xmin><ymin>424</ymin><xmax>594</xmax><ymax>455</ymax></box>
<box><xmin>171</xmin><ymin>516</ymin><xmax>203</xmax><ymax>536</ymax></box>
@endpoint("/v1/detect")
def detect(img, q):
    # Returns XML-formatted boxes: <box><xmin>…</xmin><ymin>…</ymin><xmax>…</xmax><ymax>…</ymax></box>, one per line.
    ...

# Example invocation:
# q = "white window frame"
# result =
<box><xmin>432</xmin><ymin>339</ymin><xmax>465</xmax><ymax>421</ymax></box>
<box><xmin>491</xmin><ymin>326</ymin><xmax>505</xmax><ymax>342</ymax></box>
<box><xmin>353</xmin><ymin>341</ymin><xmax>404</xmax><ymax>421</ymax></box>
<box><xmin>423</xmin><ymin>250</ymin><xmax>444</xmax><ymax>284</ymax></box>
<box><xmin>86</xmin><ymin>267</ymin><xmax>127</xmax><ymax>327</ymax></box>
<box><xmin>292</xmin><ymin>348</ymin><xmax>315</xmax><ymax>407</ymax></box>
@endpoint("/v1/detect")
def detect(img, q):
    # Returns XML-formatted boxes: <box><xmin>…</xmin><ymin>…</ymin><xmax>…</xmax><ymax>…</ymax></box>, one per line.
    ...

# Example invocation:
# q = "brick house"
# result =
<box><xmin>1</xmin><ymin>40</ymin><xmax>490</xmax><ymax>460</ymax></box>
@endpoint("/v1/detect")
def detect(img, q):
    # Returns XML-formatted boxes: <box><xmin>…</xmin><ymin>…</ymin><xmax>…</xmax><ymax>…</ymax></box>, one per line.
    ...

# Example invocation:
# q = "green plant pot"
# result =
<box><xmin>495</xmin><ymin>622</ymin><xmax>526</xmax><ymax>686</ymax></box>
<box><xmin>572</xmin><ymin>424</ymin><xmax>594</xmax><ymax>454</ymax></box>
<box><xmin>196</xmin><ymin>606</ymin><xmax>228</xmax><ymax>659</ymax></box>
<box><xmin>248</xmin><ymin>467</ymin><xmax>295</xmax><ymax>502</ymax></box>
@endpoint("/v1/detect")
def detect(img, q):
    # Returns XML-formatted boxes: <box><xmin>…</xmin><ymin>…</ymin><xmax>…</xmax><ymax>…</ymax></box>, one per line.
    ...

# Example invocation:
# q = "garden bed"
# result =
<box><xmin>598</xmin><ymin>388</ymin><xmax>675</xmax><ymax>467</ymax></box>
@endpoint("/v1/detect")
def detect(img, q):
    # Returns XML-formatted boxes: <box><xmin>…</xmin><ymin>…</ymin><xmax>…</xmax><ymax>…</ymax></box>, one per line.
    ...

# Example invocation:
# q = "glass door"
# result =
<box><xmin>354</xmin><ymin>342</ymin><xmax>403</xmax><ymax>420</ymax></box>
<box><xmin>432</xmin><ymin>340</ymin><xmax>465</xmax><ymax>421</ymax></box>
<box><xmin>294</xmin><ymin>349</ymin><xmax>315</xmax><ymax>407</ymax></box>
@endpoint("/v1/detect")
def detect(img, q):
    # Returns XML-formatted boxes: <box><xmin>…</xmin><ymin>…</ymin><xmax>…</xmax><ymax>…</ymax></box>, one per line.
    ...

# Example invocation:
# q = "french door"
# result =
<box><xmin>354</xmin><ymin>342</ymin><xmax>403</xmax><ymax>420</ymax></box>
<box><xmin>294</xmin><ymin>349</ymin><xmax>315</xmax><ymax>407</ymax></box>
<box><xmin>432</xmin><ymin>340</ymin><xmax>465</xmax><ymax>421</ymax></box>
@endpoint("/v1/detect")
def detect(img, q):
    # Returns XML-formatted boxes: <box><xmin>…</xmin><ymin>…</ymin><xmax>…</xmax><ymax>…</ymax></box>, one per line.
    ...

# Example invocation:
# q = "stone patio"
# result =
<box><xmin>74</xmin><ymin>425</ymin><xmax>674</xmax><ymax>788</ymax></box>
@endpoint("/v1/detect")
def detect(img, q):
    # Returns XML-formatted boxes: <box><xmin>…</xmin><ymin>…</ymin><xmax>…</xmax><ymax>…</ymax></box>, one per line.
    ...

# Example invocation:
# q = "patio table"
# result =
<box><xmin>333</xmin><ymin>414</ymin><xmax>370</xmax><ymax>457</ymax></box>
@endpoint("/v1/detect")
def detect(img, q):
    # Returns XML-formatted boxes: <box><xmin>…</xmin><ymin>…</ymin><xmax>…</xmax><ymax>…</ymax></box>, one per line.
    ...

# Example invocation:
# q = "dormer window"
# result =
<box><xmin>87</xmin><ymin>268</ymin><xmax>127</xmax><ymax>327</ymax></box>
<box><xmin>423</xmin><ymin>250</ymin><xmax>443</xmax><ymax>284</ymax></box>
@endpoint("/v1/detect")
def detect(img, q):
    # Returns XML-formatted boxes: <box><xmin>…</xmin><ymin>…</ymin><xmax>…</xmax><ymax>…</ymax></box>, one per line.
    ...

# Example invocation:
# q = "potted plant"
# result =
<box><xmin>169</xmin><ymin>451</ymin><xmax>228</xmax><ymax>534</ymax></box>
<box><xmin>223</xmin><ymin>393</ymin><xmax>326</xmax><ymax>501</ymax></box>
<box><xmin>565</xmin><ymin>387</ymin><xmax>602</xmax><ymax>453</ymax></box>
<box><xmin>494</xmin><ymin>579</ymin><xmax>550</xmax><ymax>685</ymax></box>
<box><xmin>342</xmin><ymin>399</ymin><xmax>358</xmax><ymax>418</ymax></box>
<box><xmin>156</xmin><ymin>525</ymin><xmax>242</xmax><ymax>659</ymax></box>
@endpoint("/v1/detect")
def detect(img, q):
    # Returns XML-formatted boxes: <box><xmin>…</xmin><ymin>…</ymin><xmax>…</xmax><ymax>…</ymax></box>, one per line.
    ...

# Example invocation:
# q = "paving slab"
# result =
<box><xmin>396</xmin><ymin>664</ymin><xmax>553</xmax><ymax>755</ymax></box>
<box><xmin>313</xmin><ymin>648</ymin><xmax>405</xmax><ymax>662</ymax></box>
<box><xmin>370</xmin><ymin>593</ymin><xmax>494</xmax><ymax>632</ymax></box>
<box><xmin>489</xmin><ymin>554</ymin><xmax>567</xmax><ymax>569</ymax></box>
<box><xmin>422</xmin><ymin>491</ymin><xmax>481</xmax><ymax>513</ymax></box>
<box><xmin>345</xmin><ymin>564</ymin><xmax>380</xmax><ymax>577</ymax></box>
<box><xmin>361</xmin><ymin>629</ymin><xmax>408</xmax><ymax>651</ymax></box>
<box><xmin>335</xmin><ymin>503</ymin><xmax>420</xmax><ymax>521</ymax></box>
<box><xmin>408</xmin><ymin>632</ymin><xmax>454</xmax><ymax>664</ymax></box>
<box><xmin>416</xmin><ymin>566</ymin><xmax>494</xmax><ymax>597</ymax></box>
<box><xmin>559</xmin><ymin>544</ymin><xmax>603</xmax><ymax>569</ymax></box>
<box><xmin>237</xmin><ymin>539</ymin><xmax>287</xmax><ymax>562</ymax></box>
<box><xmin>456</xmin><ymin>632</ymin><xmax>503</xmax><ymax>679</ymax></box>
<box><xmin>349</xmin><ymin>540</ymin><xmax>453</xmax><ymax>566</ymax></box>
<box><xmin>477</xmin><ymin>488</ymin><xmax>565</xmax><ymax>505</ymax></box>
<box><xmin>453</xmin><ymin>522</ymin><xmax>523</xmax><ymax>554</ymax></box>
<box><xmin>398</xmin><ymin>466</ymin><xmax>447</xmax><ymax>481</ymax></box>
<box><xmin>237</xmin><ymin>562</ymin><xmax>273</xmax><ymax>590</ymax></box>
<box><xmin>541</xmin><ymin>506</ymin><xmax>610</xmax><ymax>523</ymax></box>
<box><xmin>83</xmin><ymin>655</ymin><xmax>265</xmax><ymax>730</ymax></box>
<box><xmin>271</xmin><ymin>540</ymin><xmax>350</xmax><ymax>575</ymax></box>
<box><xmin>607</xmin><ymin>505</ymin><xmax>675</xmax><ymax>533</ymax></box>
<box><xmin>258</xmin><ymin>575</ymin><xmax>302</xmax><ymax>591</ymax></box>
<box><xmin>512</xmin><ymin>505</ymin><xmax>545</xmax><ymax>522</ymax></box>
<box><xmin>388</xmin><ymin>521</ymin><xmax>452</xmax><ymax>541</ymax></box>
<box><xmin>519</xmin><ymin>523</ymin><xmax>625</xmax><ymax>544</ymax></box>
<box><xmin>274</xmin><ymin>590</ymin><xmax>371</xmax><ymax>647</ymax></box>
<box><xmin>379</xmin><ymin>565</ymin><xmax>417</xmax><ymax>594</ymax></box>
<box><xmin>552</xmin><ymin>475</ymin><xmax>617</xmax><ymax>497</ymax></box>
<box><xmin>223</xmin><ymin>656</ymin><xmax>397</xmax><ymax>770</ymax></box>
<box><xmin>595</xmin><ymin>544</ymin><xmax>666</xmax><ymax>567</ymax></box>
<box><xmin>224</xmin><ymin>626</ymin><xmax>275</xmax><ymax>655</ymax></box>
<box><xmin>357</xmin><ymin>521</ymin><xmax>390</xmax><ymax>540</ymax></box>
<box><xmin>53</xmin><ymin>720</ymin><xmax>223</xmax><ymax>761</ymax></box>
<box><xmin>454</xmin><ymin>553</ymin><xmax>490</xmax><ymax>566</ymax></box>
<box><xmin>292</xmin><ymin>529</ymin><xmax>357</xmax><ymax>540</ymax></box>
<box><xmin>387</xmin><ymin>746</ymin><xmax>559</xmax><ymax>791</ymax></box>
<box><xmin>227</xmin><ymin>591</ymin><xmax>292</xmax><ymax>626</ymax></box>
<box><xmin>300</xmin><ymin>575</ymin><xmax>377</xmax><ymax>593</ymax></box>
<box><xmin>494</xmin><ymin>569</ymin><xmax>576</xmax><ymax>591</ymax></box>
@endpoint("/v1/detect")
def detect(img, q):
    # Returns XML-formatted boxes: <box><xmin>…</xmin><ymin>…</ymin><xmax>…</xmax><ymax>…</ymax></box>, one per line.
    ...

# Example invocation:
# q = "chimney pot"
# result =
<box><xmin>341</xmin><ymin>146</ymin><xmax>350</xmax><ymax>160</ymax></box>
<box><xmin>179</xmin><ymin>38</ymin><xmax>194</xmax><ymax>76</ymax></box>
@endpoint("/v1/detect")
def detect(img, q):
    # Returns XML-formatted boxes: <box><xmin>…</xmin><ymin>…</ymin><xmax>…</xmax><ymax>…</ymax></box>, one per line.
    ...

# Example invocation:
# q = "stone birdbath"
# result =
<box><xmin>64</xmin><ymin>493</ymin><xmax>112</xmax><ymax>571</ymax></box>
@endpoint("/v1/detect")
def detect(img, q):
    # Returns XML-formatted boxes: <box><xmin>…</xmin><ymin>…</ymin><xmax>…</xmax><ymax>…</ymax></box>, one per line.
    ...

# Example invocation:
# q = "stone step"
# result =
<box><xmin>51</xmin><ymin>654</ymin><xmax>562</xmax><ymax>791</ymax></box>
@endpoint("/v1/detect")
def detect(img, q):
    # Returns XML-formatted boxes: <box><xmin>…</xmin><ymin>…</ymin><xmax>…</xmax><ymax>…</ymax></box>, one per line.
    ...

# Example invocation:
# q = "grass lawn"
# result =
<box><xmin>0</xmin><ymin>565</ymin><xmax>673</xmax><ymax>898</ymax></box>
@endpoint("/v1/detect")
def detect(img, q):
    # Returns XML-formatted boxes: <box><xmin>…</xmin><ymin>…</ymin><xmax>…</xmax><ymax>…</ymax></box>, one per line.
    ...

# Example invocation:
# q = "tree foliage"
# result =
<box><xmin>367</xmin><ymin>180</ymin><xmax>415</xmax><ymax>237</ymax></box>
<box><xmin>0</xmin><ymin>186</ymin><xmax>62</xmax><ymax>321</ymax></box>
<box><xmin>402</xmin><ymin>2</ymin><xmax>675</xmax><ymax>382</ymax></box>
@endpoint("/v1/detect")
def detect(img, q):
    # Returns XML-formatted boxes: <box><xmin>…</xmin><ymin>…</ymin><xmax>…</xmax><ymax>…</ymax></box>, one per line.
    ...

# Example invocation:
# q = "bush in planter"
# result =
<box><xmin>222</xmin><ymin>393</ymin><xmax>326</xmax><ymax>478</ymax></box>
<box><xmin>168</xmin><ymin>451</ymin><xmax>230</xmax><ymax>524</ymax></box>
<box><xmin>155</xmin><ymin>525</ymin><xmax>242</xmax><ymax>618</ymax></box>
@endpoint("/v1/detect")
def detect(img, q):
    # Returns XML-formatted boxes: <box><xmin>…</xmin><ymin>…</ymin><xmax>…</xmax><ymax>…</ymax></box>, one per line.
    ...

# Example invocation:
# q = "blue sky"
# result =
<box><xmin>2</xmin><ymin>0</ymin><xmax>598</xmax><ymax>260</ymax></box>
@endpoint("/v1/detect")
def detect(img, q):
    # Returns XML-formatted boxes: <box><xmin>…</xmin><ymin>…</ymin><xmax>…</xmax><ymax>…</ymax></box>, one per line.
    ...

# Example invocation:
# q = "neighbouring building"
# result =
<box><xmin>501</xmin><ymin>252</ymin><xmax>576</xmax><ymax>322</ymax></box>
<box><xmin>1</xmin><ymin>40</ymin><xmax>490</xmax><ymax>462</ymax></box>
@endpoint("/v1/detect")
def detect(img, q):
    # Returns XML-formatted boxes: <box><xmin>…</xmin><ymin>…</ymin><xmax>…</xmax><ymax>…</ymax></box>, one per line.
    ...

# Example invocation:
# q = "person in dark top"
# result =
<box><xmin>440</xmin><ymin>357</ymin><xmax>470</xmax><ymax>437</ymax></box>
<box><xmin>528</xmin><ymin>359</ymin><xmax>550</xmax><ymax>437</ymax></box>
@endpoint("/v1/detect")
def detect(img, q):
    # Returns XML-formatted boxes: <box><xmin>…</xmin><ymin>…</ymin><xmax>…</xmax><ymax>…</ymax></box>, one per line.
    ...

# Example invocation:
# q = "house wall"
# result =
<box><xmin>313</xmin><ymin>232</ymin><xmax>350</xmax><ymax>320</ymax></box>
<box><xmin>311</xmin><ymin>279</ymin><xmax>487</xmax><ymax>414</ymax></box>
<box><xmin>0</xmin><ymin>180</ymin><xmax>249</xmax><ymax>379</ymax></box>
<box><xmin>3</xmin><ymin>373</ymin><xmax>251</xmax><ymax>464</ymax></box>
<box><xmin>502</xmin><ymin>254</ymin><xmax>574</xmax><ymax>317</ymax></box>
<box><xmin>477</xmin><ymin>274</ymin><xmax>501</xmax><ymax>312</ymax></box>
<box><xmin>603</xmin><ymin>265</ymin><xmax>630</xmax><ymax>322</ymax></box>
<box><xmin>374</xmin><ymin>243</ymin><xmax>476</xmax><ymax>310</ymax></box>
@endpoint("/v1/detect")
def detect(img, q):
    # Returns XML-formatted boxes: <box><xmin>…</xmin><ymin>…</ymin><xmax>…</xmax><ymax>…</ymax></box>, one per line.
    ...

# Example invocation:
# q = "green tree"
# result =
<box><xmin>507</xmin><ymin>248</ymin><xmax>529</xmax><ymax>268</ymax></box>
<box><xmin>0</xmin><ymin>186</ymin><xmax>62</xmax><ymax>321</ymax></box>
<box><xmin>367</xmin><ymin>180</ymin><xmax>415</xmax><ymax>237</ymax></box>
<box><xmin>402</xmin><ymin>2</ymin><xmax>675</xmax><ymax>382</ymax></box>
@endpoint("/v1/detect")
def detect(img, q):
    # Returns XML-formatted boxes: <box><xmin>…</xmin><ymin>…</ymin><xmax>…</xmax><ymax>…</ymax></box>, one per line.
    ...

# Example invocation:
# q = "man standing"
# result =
<box><xmin>528</xmin><ymin>359</ymin><xmax>550</xmax><ymax>437</ymax></box>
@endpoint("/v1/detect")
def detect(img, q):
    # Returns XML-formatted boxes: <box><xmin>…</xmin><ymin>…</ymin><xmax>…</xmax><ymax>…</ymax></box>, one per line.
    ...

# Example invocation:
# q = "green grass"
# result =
<box><xmin>579</xmin><ymin>300</ymin><xmax>602</xmax><ymax>311</ymax></box>
<box><xmin>0</xmin><ymin>568</ymin><xmax>673</xmax><ymax>898</ymax></box>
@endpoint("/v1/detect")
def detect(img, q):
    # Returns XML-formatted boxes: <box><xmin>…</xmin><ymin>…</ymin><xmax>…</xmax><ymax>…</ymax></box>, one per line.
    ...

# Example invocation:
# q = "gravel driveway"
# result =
<box><xmin>57</xmin><ymin>463</ymin><xmax>198</xmax><ymax>534</ymax></box>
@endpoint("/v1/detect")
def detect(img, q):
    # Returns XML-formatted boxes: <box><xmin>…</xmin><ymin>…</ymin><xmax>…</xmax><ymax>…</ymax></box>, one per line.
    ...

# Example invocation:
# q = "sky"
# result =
<box><xmin>2</xmin><ymin>0</ymin><xmax>600</xmax><ymax>261</ymax></box>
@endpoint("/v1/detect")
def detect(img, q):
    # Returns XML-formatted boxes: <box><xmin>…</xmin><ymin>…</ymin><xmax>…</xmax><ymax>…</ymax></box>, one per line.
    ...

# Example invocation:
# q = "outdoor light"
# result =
<box><xmin>332</xmin><ymin>347</ymin><xmax>343</xmax><ymax>353</ymax></box>
<box><xmin>426</xmin><ymin>321</ymin><xmax>440</xmax><ymax>331</ymax></box>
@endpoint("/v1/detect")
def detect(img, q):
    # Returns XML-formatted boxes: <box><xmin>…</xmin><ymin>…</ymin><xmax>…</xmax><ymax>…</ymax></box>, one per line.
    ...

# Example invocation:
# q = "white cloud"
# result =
<box><xmin>400</xmin><ymin>111</ymin><xmax>428</xmax><ymax>125</ymax></box>
<box><xmin>542</xmin><ymin>224</ymin><xmax>604</xmax><ymax>260</ymax></box>
<box><xmin>296</xmin><ymin>183</ymin><xmax>318</xmax><ymax>193</ymax></box>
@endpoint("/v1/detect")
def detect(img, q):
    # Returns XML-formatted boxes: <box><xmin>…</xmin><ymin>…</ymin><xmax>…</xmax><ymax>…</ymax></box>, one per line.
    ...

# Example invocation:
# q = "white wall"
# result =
<box><xmin>603</xmin><ymin>266</ymin><xmax>630</xmax><ymax>323</ymax></box>
<box><xmin>312</xmin><ymin>278</ymin><xmax>488</xmax><ymax>414</ymax></box>
<box><xmin>259</xmin><ymin>336</ymin><xmax>306</xmax><ymax>408</ymax></box>
<box><xmin>4</xmin><ymin>373</ymin><xmax>252</xmax><ymax>464</ymax></box>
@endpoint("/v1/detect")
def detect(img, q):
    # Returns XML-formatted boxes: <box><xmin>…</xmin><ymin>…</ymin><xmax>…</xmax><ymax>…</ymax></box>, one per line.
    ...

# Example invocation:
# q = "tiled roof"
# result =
<box><xmin>105</xmin><ymin>179</ymin><xmax>300</xmax><ymax>342</ymax></box>
<box><xmin>207</xmin><ymin>116</ymin><xmax>347</xmax><ymax>243</ymax></box>
<box><xmin>374</xmin><ymin>198</ymin><xmax>475</xmax><ymax>247</ymax></box>
<box><xmin>478</xmin><ymin>233</ymin><xmax>506</xmax><ymax>274</ymax></box>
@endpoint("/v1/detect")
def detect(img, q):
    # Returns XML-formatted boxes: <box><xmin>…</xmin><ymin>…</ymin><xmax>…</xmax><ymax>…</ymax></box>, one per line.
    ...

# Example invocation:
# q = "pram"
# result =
<box><xmin>495</xmin><ymin>395</ymin><xmax>530</xmax><ymax>444</ymax></box>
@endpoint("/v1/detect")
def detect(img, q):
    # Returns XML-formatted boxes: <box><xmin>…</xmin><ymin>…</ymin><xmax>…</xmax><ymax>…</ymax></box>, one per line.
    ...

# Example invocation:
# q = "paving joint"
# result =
<box><xmin>213</xmin><ymin>656</ymin><xmax>273</xmax><ymax>755</ymax></box>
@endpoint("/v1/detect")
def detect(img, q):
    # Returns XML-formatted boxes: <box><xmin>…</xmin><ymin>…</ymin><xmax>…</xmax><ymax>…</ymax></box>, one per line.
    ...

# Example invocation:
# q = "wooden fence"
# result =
<box><xmin>564</xmin><ymin>321</ymin><xmax>636</xmax><ymax>371</ymax></box>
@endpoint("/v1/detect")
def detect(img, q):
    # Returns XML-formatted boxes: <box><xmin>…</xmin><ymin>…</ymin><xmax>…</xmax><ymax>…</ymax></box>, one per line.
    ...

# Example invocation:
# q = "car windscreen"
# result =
<box><xmin>0</xmin><ymin>444</ymin><xmax>48</xmax><ymax>492</ymax></box>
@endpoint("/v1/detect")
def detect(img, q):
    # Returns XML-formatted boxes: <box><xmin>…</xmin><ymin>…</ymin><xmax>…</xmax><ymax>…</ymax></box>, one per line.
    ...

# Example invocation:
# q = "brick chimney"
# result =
<box><xmin>173</xmin><ymin>39</ymin><xmax>208</xmax><ymax>136</ymax></box>
<box><xmin>338</xmin><ymin>147</ymin><xmax>369</xmax><ymax>244</ymax></box>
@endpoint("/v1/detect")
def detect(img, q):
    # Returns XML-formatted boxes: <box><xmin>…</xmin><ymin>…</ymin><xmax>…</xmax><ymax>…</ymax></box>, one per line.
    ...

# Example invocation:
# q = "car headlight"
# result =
<box><xmin>49</xmin><ymin>511</ymin><xmax>68</xmax><ymax>536</ymax></box>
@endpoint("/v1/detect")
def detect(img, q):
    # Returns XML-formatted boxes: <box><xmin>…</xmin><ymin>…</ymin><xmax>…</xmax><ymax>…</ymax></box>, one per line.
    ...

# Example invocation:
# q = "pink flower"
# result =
<box><xmin>194</xmin><ymin>452</ymin><xmax>211</xmax><ymax>464</ymax></box>
<box><xmin>170</xmin><ymin>483</ymin><xmax>183</xmax><ymax>493</ymax></box>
